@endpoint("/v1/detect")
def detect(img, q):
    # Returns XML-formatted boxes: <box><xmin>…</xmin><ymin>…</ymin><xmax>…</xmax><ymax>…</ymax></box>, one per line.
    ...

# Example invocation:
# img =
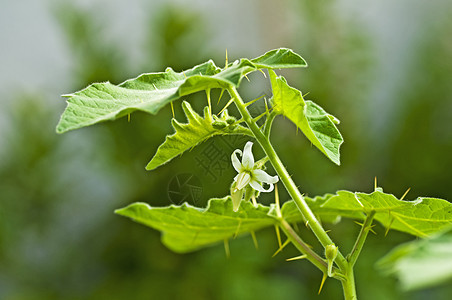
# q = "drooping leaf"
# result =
<box><xmin>57</xmin><ymin>48</ymin><xmax>307</xmax><ymax>133</ymax></box>
<box><xmin>320</xmin><ymin>190</ymin><xmax>452</xmax><ymax>237</ymax></box>
<box><xmin>377</xmin><ymin>226</ymin><xmax>452</xmax><ymax>291</ymax></box>
<box><xmin>146</xmin><ymin>101</ymin><xmax>252</xmax><ymax>170</ymax></box>
<box><xmin>268</xmin><ymin>69</ymin><xmax>343</xmax><ymax>165</ymax></box>
<box><xmin>115</xmin><ymin>197</ymin><xmax>276</xmax><ymax>253</ymax></box>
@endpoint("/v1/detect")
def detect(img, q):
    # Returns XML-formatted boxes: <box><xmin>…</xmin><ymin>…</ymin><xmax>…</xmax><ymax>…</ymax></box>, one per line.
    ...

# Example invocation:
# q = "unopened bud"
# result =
<box><xmin>325</xmin><ymin>244</ymin><xmax>338</xmax><ymax>277</ymax></box>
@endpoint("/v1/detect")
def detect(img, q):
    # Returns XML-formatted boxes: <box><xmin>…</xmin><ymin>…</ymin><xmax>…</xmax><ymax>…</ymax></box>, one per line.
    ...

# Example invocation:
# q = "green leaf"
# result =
<box><xmin>320</xmin><ymin>190</ymin><xmax>452</xmax><ymax>237</ymax></box>
<box><xmin>280</xmin><ymin>194</ymin><xmax>342</xmax><ymax>224</ymax></box>
<box><xmin>268</xmin><ymin>70</ymin><xmax>343</xmax><ymax>165</ymax></box>
<box><xmin>57</xmin><ymin>48</ymin><xmax>307</xmax><ymax>133</ymax></box>
<box><xmin>377</xmin><ymin>226</ymin><xmax>452</xmax><ymax>290</ymax></box>
<box><xmin>115</xmin><ymin>197</ymin><xmax>276</xmax><ymax>253</ymax></box>
<box><xmin>146</xmin><ymin>101</ymin><xmax>252</xmax><ymax>170</ymax></box>
<box><xmin>250</xmin><ymin>48</ymin><xmax>307</xmax><ymax>69</ymax></box>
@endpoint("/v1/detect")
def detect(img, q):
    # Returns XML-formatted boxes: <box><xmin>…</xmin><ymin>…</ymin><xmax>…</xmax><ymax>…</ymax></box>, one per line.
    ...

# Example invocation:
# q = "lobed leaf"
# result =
<box><xmin>146</xmin><ymin>101</ymin><xmax>252</xmax><ymax>170</ymax></box>
<box><xmin>377</xmin><ymin>226</ymin><xmax>452</xmax><ymax>290</ymax></box>
<box><xmin>268</xmin><ymin>70</ymin><xmax>343</xmax><ymax>165</ymax></box>
<box><xmin>57</xmin><ymin>48</ymin><xmax>307</xmax><ymax>133</ymax></box>
<box><xmin>280</xmin><ymin>194</ymin><xmax>342</xmax><ymax>224</ymax></box>
<box><xmin>115</xmin><ymin>197</ymin><xmax>276</xmax><ymax>253</ymax></box>
<box><xmin>116</xmin><ymin>190</ymin><xmax>450</xmax><ymax>253</ymax></box>
<box><xmin>320</xmin><ymin>190</ymin><xmax>452</xmax><ymax>237</ymax></box>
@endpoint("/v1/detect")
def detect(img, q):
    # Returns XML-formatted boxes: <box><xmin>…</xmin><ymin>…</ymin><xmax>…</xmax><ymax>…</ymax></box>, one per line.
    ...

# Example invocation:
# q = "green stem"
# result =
<box><xmin>263</xmin><ymin>110</ymin><xmax>277</xmax><ymax>138</ymax></box>
<box><xmin>347</xmin><ymin>210</ymin><xmax>376</xmax><ymax>267</ymax></box>
<box><xmin>341</xmin><ymin>268</ymin><xmax>357</xmax><ymax>300</ymax></box>
<box><xmin>228</xmin><ymin>86</ymin><xmax>348</xmax><ymax>269</ymax></box>
<box><xmin>279</xmin><ymin>219</ymin><xmax>328</xmax><ymax>273</ymax></box>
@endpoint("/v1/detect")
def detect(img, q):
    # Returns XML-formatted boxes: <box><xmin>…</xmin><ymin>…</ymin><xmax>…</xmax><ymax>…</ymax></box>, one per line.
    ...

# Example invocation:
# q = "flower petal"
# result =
<box><xmin>253</xmin><ymin>169</ymin><xmax>279</xmax><ymax>184</ymax></box>
<box><xmin>250</xmin><ymin>179</ymin><xmax>274</xmax><ymax>193</ymax></box>
<box><xmin>236</xmin><ymin>172</ymin><xmax>251</xmax><ymax>190</ymax></box>
<box><xmin>231</xmin><ymin>149</ymin><xmax>243</xmax><ymax>173</ymax></box>
<box><xmin>242</xmin><ymin>142</ymin><xmax>254</xmax><ymax>169</ymax></box>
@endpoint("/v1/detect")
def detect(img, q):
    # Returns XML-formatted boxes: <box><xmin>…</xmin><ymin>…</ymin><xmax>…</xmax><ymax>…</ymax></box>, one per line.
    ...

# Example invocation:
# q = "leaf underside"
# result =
<box><xmin>268</xmin><ymin>69</ymin><xmax>343</xmax><ymax>165</ymax></box>
<box><xmin>146</xmin><ymin>101</ymin><xmax>252</xmax><ymax>170</ymax></box>
<box><xmin>116</xmin><ymin>190</ymin><xmax>451</xmax><ymax>253</ymax></box>
<box><xmin>57</xmin><ymin>48</ymin><xmax>307</xmax><ymax>133</ymax></box>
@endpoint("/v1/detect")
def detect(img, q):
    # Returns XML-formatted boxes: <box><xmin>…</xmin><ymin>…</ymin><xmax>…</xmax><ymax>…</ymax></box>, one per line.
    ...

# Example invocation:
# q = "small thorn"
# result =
<box><xmin>302</xmin><ymin>91</ymin><xmax>310</xmax><ymax>98</ymax></box>
<box><xmin>305</xmin><ymin>220</ymin><xmax>310</xmax><ymax>228</ymax></box>
<box><xmin>253</xmin><ymin>111</ymin><xmax>269</xmax><ymax>123</ymax></box>
<box><xmin>206</xmin><ymin>89</ymin><xmax>212</xmax><ymax>114</ymax></box>
<box><xmin>325</xmin><ymin>230</ymin><xmax>331</xmax><ymax>233</ymax></box>
<box><xmin>354</xmin><ymin>221</ymin><xmax>364</xmax><ymax>227</ymax></box>
<box><xmin>286</xmin><ymin>255</ymin><xmax>307</xmax><ymax>262</ymax></box>
<box><xmin>244</xmin><ymin>73</ymin><xmax>250</xmax><ymax>82</ymax></box>
<box><xmin>274</xmin><ymin>225</ymin><xmax>282</xmax><ymax>248</ymax></box>
<box><xmin>374</xmin><ymin>177</ymin><xmax>377</xmax><ymax>190</ymax></box>
<box><xmin>385</xmin><ymin>215</ymin><xmax>395</xmax><ymax>237</ymax></box>
<box><xmin>400</xmin><ymin>188</ymin><xmax>411</xmax><ymax>200</ymax></box>
<box><xmin>224</xmin><ymin>239</ymin><xmax>230</xmax><ymax>258</ymax></box>
<box><xmin>233</xmin><ymin>220</ymin><xmax>242</xmax><ymax>239</ymax></box>
<box><xmin>152</xmin><ymin>83</ymin><xmax>158</xmax><ymax>90</ymax></box>
<box><xmin>272</xmin><ymin>239</ymin><xmax>290</xmax><ymax>257</ymax></box>
<box><xmin>250</xmin><ymin>231</ymin><xmax>259</xmax><ymax>250</ymax></box>
<box><xmin>217</xmin><ymin>98</ymin><xmax>234</xmax><ymax>116</ymax></box>
<box><xmin>183</xmin><ymin>71</ymin><xmax>187</xmax><ymax>79</ymax></box>
<box><xmin>244</xmin><ymin>94</ymin><xmax>266</xmax><ymax>107</ymax></box>
<box><xmin>258</xmin><ymin>69</ymin><xmax>267</xmax><ymax>78</ymax></box>
<box><xmin>318</xmin><ymin>273</ymin><xmax>327</xmax><ymax>295</ymax></box>
<box><xmin>127</xmin><ymin>113</ymin><xmax>131</xmax><ymax>122</ymax></box>
<box><xmin>251</xmin><ymin>194</ymin><xmax>258</xmax><ymax>207</ymax></box>
<box><xmin>274</xmin><ymin>184</ymin><xmax>282</xmax><ymax>219</ymax></box>
<box><xmin>225</xmin><ymin>48</ymin><xmax>228</xmax><ymax>69</ymax></box>
<box><xmin>368</xmin><ymin>225</ymin><xmax>377</xmax><ymax>235</ymax></box>
<box><xmin>217</xmin><ymin>89</ymin><xmax>225</xmax><ymax>105</ymax></box>
<box><xmin>354</xmin><ymin>194</ymin><xmax>365</xmax><ymax>208</ymax></box>
<box><xmin>170</xmin><ymin>102</ymin><xmax>175</xmax><ymax>119</ymax></box>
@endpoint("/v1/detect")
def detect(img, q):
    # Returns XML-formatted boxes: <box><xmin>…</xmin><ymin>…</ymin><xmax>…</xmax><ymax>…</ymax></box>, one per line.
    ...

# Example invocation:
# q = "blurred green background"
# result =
<box><xmin>1</xmin><ymin>0</ymin><xmax>451</xmax><ymax>299</ymax></box>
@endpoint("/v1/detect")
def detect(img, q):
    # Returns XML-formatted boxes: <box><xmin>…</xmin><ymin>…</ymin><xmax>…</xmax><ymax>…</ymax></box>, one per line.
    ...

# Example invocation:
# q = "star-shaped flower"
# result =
<box><xmin>230</xmin><ymin>141</ymin><xmax>279</xmax><ymax>211</ymax></box>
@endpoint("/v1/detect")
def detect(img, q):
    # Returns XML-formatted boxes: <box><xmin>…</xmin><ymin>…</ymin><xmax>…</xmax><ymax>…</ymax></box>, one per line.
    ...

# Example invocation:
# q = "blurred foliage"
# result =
<box><xmin>0</xmin><ymin>0</ymin><xmax>451</xmax><ymax>299</ymax></box>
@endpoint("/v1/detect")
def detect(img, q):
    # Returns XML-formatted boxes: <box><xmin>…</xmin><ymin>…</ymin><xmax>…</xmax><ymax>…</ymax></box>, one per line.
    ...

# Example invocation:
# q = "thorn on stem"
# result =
<box><xmin>274</xmin><ymin>225</ymin><xmax>282</xmax><ymax>248</ymax></box>
<box><xmin>318</xmin><ymin>273</ymin><xmax>327</xmax><ymax>294</ymax></box>
<box><xmin>272</xmin><ymin>238</ymin><xmax>290</xmax><ymax>258</ymax></box>
<box><xmin>250</xmin><ymin>231</ymin><xmax>259</xmax><ymax>250</ymax></box>
<box><xmin>170</xmin><ymin>102</ymin><xmax>175</xmax><ymax>119</ymax></box>
<box><xmin>286</xmin><ymin>255</ymin><xmax>307</xmax><ymax>262</ymax></box>
<box><xmin>401</xmin><ymin>188</ymin><xmax>411</xmax><ymax>200</ymax></box>
<box><xmin>224</xmin><ymin>239</ymin><xmax>230</xmax><ymax>258</ymax></box>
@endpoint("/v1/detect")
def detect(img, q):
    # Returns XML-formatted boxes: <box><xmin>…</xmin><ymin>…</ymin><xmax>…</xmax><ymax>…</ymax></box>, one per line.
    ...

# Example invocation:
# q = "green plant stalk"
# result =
<box><xmin>229</xmin><ymin>86</ymin><xmax>358</xmax><ymax>299</ymax></box>
<box><xmin>228</xmin><ymin>86</ymin><xmax>347</xmax><ymax>266</ymax></box>
<box><xmin>279</xmin><ymin>219</ymin><xmax>328</xmax><ymax>272</ymax></box>
<box><xmin>341</xmin><ymin>268</ymin><xmax>357</xmax><ymax>300</ymax></box>
<box><xmin>347</xmin><ymin>210</ymin><xmax>376</xmax><ymax>267</ymax></box>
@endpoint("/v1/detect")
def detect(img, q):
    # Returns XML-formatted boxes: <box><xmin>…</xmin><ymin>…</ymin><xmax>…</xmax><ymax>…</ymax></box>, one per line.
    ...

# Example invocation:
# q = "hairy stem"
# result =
<box><xmin>228</xmin><ymin>86</ymin><xmax>347</xmax><ymax>269</ymax></box>
<box><xmin>347</xmin><ymin>210</ymin><xmax>376</xmax><ymax>267</ymax></box>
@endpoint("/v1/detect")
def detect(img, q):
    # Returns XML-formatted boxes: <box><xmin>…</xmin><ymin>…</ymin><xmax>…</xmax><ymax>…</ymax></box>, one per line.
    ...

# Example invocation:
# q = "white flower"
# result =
<box><xmin>230</xmin><ymin>141</ymin><xmax>279</xmax><ymax>211</ymax></box>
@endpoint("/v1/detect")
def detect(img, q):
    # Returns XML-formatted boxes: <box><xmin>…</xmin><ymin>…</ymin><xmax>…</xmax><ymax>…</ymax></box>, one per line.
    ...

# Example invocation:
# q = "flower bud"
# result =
<box><xmin>325</xmin><ymin>244</ymin><xmax>338</xmax><ymax>277</ymax></box>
